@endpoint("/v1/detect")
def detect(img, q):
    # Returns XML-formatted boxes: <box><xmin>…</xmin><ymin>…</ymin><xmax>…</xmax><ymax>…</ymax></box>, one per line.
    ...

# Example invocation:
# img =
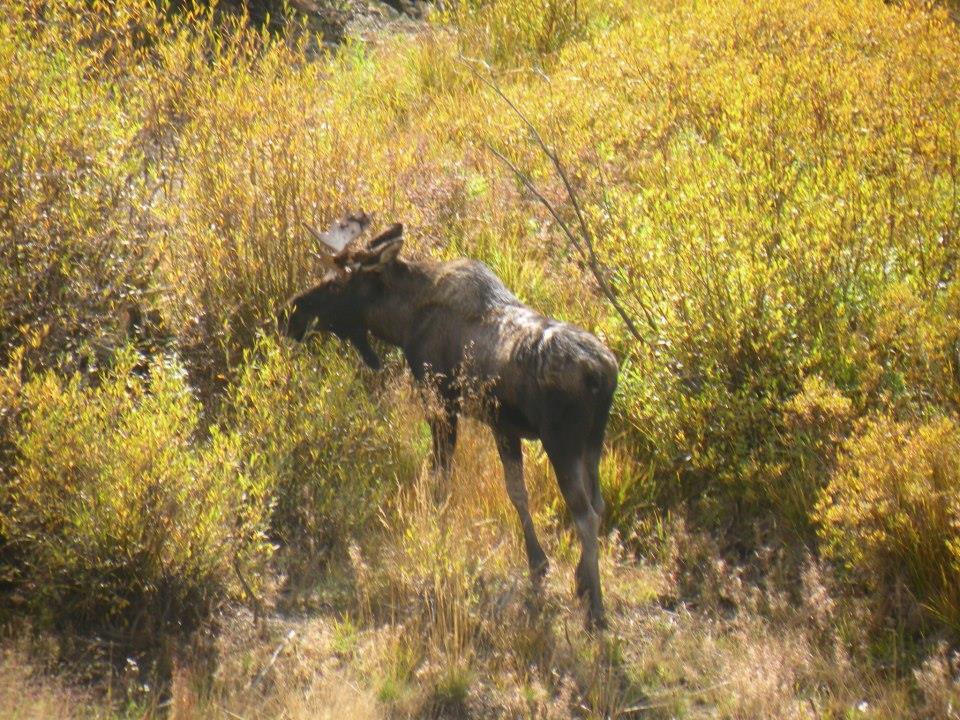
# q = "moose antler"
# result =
<box><xmin>335</xmin><ymin>223</ymin><xmax>404</xmax><ymax>270</ymax></box>
<box><xmin>302</xmin><ymin>211</ymin><xmax>372</xmax><ymax>259</ymax></box>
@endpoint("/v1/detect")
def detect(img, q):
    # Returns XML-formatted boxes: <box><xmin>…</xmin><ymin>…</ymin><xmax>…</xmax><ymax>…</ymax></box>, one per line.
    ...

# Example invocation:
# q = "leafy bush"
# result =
<box><xmin>225</xmin><ymin>337</ymin><xmax>424</xmax><ymax>575</ymax></box>
<box><xmin>815</xmin><ymin>414</ymin><xmax>960</xmax><ymax>631</ymax></box>
<box><xmin>156</xmin><ymin>27</ymin><xmax>358</xmax><ymax>370</ymax></box>
<box><xmin>597</xmin><ymin>445</ymin><xmax>661</xmax><ymax>542</ymax></box>
<box><xmin>0</xmin><ymin>344</ymin><xmax>27</xmax><ymax>583</ymax></box>
<box><xmin>746</xmin><ymin>376</ymin><xmax>854</xmax><ymax>536</ymax></box>
<box><xmin>4</xmin><ymin>0</ymin><xmax>960</xmax><ymax>645</ymax></box>
<box><xmin>0</xmin><ymin>349</ymin><xmax>272</xmax><ymax>633</ymax></box>
<box><xmin>0</xmin><ymin>343</ymin><xmax>27</xmax><ymax>471</ymax></box>
<box><xmin>562</xmin><ymin>0</ymin><xmax>960</xmax><ymax>527</ymax></box>
<box><xmin>148</xmin><ymin>20</ymin><xmax>466</xmax><ymax>385</ymax></box>
<box><xmin>864</xmin><ymin>282</ymin><xmax>960</xmax><ymax>411</ymax></box>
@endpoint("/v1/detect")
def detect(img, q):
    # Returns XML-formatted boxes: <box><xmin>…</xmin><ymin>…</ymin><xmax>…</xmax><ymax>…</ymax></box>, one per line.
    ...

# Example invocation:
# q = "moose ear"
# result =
<box><xmin>366</xmin><ymin>238</ymin><xmax>403</xmax><ymax>270</ymax></box>
<box><xmin>380</xmin><ymin>237</ymin><xmax>403</xmax><ymax>262</ymax></box>
<box><xmin>367</xmin><ymin>223</ymin><xmax>404</xmax><ymax>250</ymax></box>
<box><xmin>358</xmin><ymin>224</ymin><xmax>404</xmax><ymax>271</ymax></box>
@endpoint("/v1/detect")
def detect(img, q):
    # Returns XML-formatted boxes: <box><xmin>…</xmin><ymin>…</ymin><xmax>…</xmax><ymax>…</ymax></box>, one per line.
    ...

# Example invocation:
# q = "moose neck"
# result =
<box><xmin>360</xmin><ymin>261</ymin><xmax>431</xmax><ymax>349</ymax></box>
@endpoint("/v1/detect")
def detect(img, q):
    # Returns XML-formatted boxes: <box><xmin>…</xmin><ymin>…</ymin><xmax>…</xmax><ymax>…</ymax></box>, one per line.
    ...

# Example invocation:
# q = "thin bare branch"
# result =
<box><xmin>461</xmin><ymin>56</ymin><xmax>646</xmax><ymax>344</ymax></box>
<box><xmin>485</xmin><ymin>143</ymin><xmax>588</xmax><ymax>264</ymax></box>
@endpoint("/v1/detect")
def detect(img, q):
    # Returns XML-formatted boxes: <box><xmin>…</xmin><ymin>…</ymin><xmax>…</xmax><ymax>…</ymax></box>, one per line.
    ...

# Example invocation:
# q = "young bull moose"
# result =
<box><xmin>279</xmin><ymin>213</ymin><xmax>618</xmax><ymax>628</ymax></box>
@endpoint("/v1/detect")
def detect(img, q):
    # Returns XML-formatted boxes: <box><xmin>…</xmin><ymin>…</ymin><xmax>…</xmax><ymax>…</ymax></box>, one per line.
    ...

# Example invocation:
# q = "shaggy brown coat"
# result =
<box><xmin>280</xmin><ymin>222</ymin><xmax>617</xmax><ymax>627</ymax></box>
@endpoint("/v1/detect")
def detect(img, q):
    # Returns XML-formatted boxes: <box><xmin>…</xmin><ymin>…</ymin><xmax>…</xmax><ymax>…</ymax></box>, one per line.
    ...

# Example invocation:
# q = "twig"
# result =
<box><xmin>217</xmin><ymin>706</ymin><xmax>250</xmax><ymax>720</ymax></box>
<box><xmin>460</xmin><ymin>56</ymin><xmax>646</xmax><ymax>345</ymax></box>
<box><xmin>563</xmin><ymin>615</ymin><xmax>573</xmax><ymax>651</ymax></box>
<box><xmin>596</xmin><ymin>163</ymin><xmax>661</xmax><ymax>335</ymax></box>
<box><xmin>233</xmin><ymin>554</ymin><xmax>262</xmax><ymax>626</ymax></box>
<box><xmin>616</xmin><ymin>679</ymin><xmax>733</xmax><ymax>716</ymax></box>
<box><xmin>485</xmin><ymin>143</ymin><xmax>587</xmax><ymax>263</ymax></box>
<box><xmin>475</xmin><ymin>537</ymin><xmax>507</xmax><ymax>572</ymax></box>
<box><xmin>247</xmin><ymin>629</ymin><xmax>297</xmax><ymax>691</ymax></box>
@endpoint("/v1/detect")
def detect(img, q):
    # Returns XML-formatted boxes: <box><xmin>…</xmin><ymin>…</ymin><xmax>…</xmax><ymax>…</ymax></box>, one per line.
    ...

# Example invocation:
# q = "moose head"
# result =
<box><xmin>278</xmin><ymin>213</ymin><xmax>405</xmax><ymax>371</ymax></box>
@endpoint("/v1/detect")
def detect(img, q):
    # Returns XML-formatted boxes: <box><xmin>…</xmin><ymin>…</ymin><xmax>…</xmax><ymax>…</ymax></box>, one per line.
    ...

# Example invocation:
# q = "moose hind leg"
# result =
<box><xmin>495</xmin><ymin>431</ymin><xmax>549</xmax><ymax>582</ymax></box>
<box><xmin>585</xmin><ymin>444</ymin><xmax>606</xmax><ymax>520</ymax></box>
<box><xmin>585</xmin><ymin>388</ymin><xmax>614</xmax><ymax>519</ymax></box>
<box><xmin>545</xmin><ymin>442</ymin><xmax>605</xmax><ymax>629</ymax></box>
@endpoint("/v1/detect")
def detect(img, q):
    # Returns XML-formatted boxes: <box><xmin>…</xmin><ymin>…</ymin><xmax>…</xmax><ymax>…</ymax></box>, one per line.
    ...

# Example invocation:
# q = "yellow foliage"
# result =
<box><xmin>442</xmin><ymin>0</ymin><xmax>633</xmax><ymax>64</ymax></box>
<box><xmin>815</xmin><ymin>414</ymin><xmax>960</xmax><ymax>631</ymax></box>
<box><xmin>746</xmin><ymin>376</ymin><xmax>855</xmax><ymax>534</ymax></box>
<box><xmin>1</xmin><ymin>349</ymin><xmax>273</xmax><ymax>632</ymax></box>
<box><xmin>0</xmin><ymin>1</ymin><xmax>157</xmax><ymax>371</ymax></box>
<box><xmin>225</xmin><ymin>337</ymin><xmax>424</xmax><ymax>577</ymax></box>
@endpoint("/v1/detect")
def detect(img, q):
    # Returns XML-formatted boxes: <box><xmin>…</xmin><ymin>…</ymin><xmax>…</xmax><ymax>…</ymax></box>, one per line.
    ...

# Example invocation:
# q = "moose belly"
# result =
<box><xmin>490</xmin><ymin>400</ymin><xmax>539</xmax><ymax>439</ymax></box>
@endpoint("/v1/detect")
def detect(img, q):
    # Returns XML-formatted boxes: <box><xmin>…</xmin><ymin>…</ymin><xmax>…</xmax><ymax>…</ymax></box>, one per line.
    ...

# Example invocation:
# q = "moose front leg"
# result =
<box><xmin>494</xmin><ymin>431</ymin><xmax>549</xmax><ymax>584</ymax></box>
<box><xmin>346</xmin><ymin>328</ymin><xmax>382</xmax><ymax>371</ymax></box>
<box><xmin>429</xmin><ymin>410</ymin><xmax>458</xmax><ymax>479</ymax></box>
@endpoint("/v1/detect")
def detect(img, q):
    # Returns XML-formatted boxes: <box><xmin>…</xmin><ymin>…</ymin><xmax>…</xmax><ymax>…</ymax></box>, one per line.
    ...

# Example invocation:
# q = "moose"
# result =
<box><xmin>279</xmin><ymin>213</ymin><xmax>618</xmax><ymax>628</ymax></box>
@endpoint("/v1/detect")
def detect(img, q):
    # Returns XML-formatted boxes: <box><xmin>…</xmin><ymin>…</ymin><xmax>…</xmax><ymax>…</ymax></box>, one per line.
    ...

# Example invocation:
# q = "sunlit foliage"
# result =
<box><xmin>1</xmin><ymin>349</ymin><xmax>272</xmax><ymax>633</ymax></box>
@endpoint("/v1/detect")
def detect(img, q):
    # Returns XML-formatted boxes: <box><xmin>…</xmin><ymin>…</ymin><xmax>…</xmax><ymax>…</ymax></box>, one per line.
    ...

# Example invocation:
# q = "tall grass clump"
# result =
<box><xmin>225</xmin><ymin>337</ymin><xmax>424</xmax><ymax>577</ymax></box>
<box><xmin>815</xmin><ymin>414</ymin><xmax>960</xmax><ymax>633</ymax></box>
<box><xmin>443</xmin><ymin>0</ymin><xmax>631</xmax><ymax>64</ymax></box>
<box><xmin>0</xmin><ymin>349</ymin><xmax>272</xmax><ymax>634</ymax></box>
<box><xmin>352</xmin><ymin>463</ymin><xmax>506</xmax><ymax>716</ymax></box>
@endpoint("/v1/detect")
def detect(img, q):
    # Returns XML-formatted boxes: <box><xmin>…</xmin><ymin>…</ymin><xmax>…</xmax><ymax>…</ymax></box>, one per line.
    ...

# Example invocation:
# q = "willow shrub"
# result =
<box><xmin>6</xmin><ymin>0</ymin><xmax>960</xmax><ymax>620</ymax></box>
<box><xmin>224</xmin><ymin>337</ymin><xmax>424</xmax><ymax>577</ymax></box>
<box><xmin>442</xmin><ymin>0</ymin><xmax>632</xmax><ymax>64</ymax></box>
<box><xmin>0</xmin><ymin>349</ymin><xmax>272</xmax><ymax>633</ymax></box>
<box><xmin>155</xmin><ymin>30</ymin><xmax>354</xmax><ymax>367</ymax></box>
<box><xmin>815</xmin><ymin>415</ymin><xmax>960</xmax><ymax>633</ymax></box>
<box><xmin>144</xmin><ymin>0</ymin><xmax>960</xmax><ymax>541</ymax></box>
<box><xmin>150</xmin><ymin>30</ymin><xmax>466</xmax><ymax>390</ymax></box>
<box><xmin>511</xmin><ymin>0</ymin><xmax>960</xmax><ymax>527</ymax></box>
<box><xmin>0</xmin><ymin>2</ymin><xmax>159</xmax><ymax>374</ymax></box>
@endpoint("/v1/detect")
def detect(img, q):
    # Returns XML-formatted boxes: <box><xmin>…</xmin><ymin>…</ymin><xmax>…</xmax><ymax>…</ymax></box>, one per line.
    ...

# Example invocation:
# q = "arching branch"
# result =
<box><xmin>460</xmin><ymin>56</ymin><xmax>648</xmax><ymax>346</ymax></box>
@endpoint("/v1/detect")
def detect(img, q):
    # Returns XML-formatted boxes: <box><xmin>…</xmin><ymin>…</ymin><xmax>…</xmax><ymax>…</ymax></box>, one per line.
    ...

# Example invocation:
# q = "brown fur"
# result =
<box><xmin>280</xmin><ymin>225</ymin><xmax>618</xmax><ymax>627</ymax></box>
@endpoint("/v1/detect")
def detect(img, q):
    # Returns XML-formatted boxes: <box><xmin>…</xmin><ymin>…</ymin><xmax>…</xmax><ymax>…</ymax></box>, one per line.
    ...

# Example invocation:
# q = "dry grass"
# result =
<box><xmin>19</xmin><ymin>504</ymin><xmax>919</xmax><ymax>719</ymax></box>
<box><xmin>0</xmin><ymin>645</ymin><xmax>105</xmax><ymax>720</ymax></box>
<box><xmin>8</xmin><ymin>433</ymin><xmax>923</xmax><ymax>720</ymax></box>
